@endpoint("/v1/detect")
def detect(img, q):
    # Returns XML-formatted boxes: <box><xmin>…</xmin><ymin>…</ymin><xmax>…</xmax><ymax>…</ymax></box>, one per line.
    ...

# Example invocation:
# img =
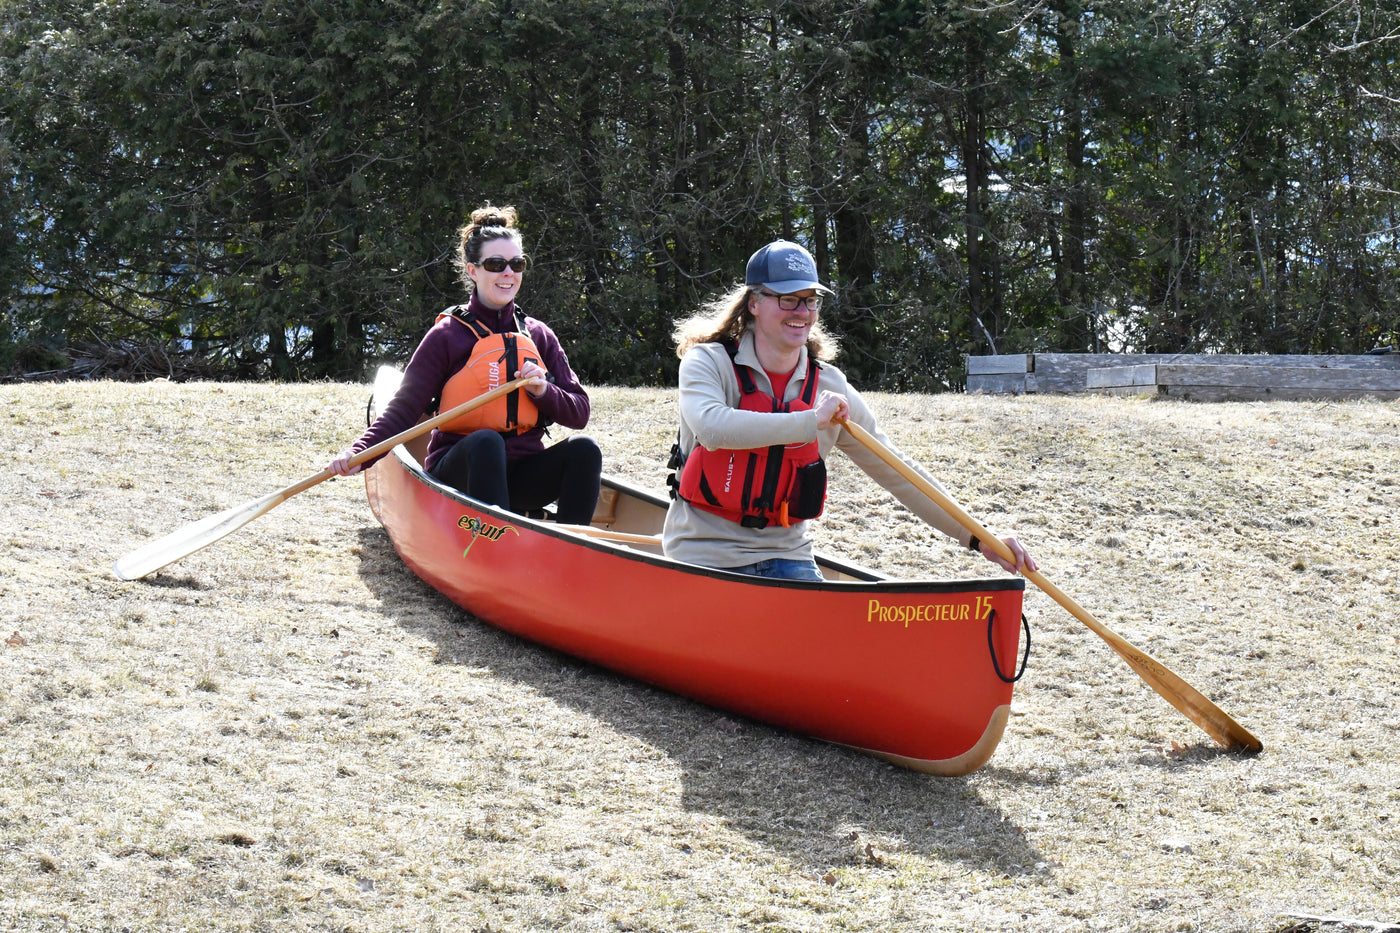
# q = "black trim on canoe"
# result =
<box><xmin>383</xmin><ymin>443</ymin><xmax>1025</xmax><ymax>596</ymax></box>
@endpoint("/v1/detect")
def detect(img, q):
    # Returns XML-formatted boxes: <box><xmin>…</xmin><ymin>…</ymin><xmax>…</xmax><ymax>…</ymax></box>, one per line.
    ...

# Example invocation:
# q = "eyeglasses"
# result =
<box><xmin>759</xmin><ymin>289</ymin><xmax>821</xmax><ymax>312</ymax></box>
<box><xmin>475</xmin><ymin>255</ymin><xmax>529</xmax><ymax>273</ymax></box>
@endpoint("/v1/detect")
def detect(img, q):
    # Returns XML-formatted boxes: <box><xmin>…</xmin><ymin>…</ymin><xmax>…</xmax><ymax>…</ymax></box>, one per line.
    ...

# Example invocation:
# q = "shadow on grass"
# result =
<box><xmin>353</xmin><ymin>527</ymin><xmax>1044</xmax><ymax>876</ymax></box>
<box><xmin>141</xmin><ymin>572</ymin><xmax>214</xmax><ymax>590</ymax></box>
<box><xmin>1131</xmin><ymin>744</ymin><xmax>1262</xmax><ymax>768</ymax></box>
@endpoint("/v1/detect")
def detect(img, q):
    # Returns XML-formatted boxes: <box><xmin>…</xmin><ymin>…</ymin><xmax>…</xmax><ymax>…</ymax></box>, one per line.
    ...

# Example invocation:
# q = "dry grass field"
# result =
<box><xmin>1</xmin><ymin>378</ymin><xmax>1397</xmax><ymax>933</ymax></box>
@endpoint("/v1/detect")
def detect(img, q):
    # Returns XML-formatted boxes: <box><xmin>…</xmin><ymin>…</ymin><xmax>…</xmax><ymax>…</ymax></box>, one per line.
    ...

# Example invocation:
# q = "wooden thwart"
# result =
<box><xmin>564</xmin><ymin>524</ymin><xmax>661</xmax><ymax>547</ymax></box>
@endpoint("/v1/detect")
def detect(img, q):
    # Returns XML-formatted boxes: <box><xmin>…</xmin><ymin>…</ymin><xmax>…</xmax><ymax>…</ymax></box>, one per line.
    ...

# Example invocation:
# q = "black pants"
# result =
<box><xmin>429</xmin><ymin>431</ymin><xmax>603</xmax><ymax>525</ymax></box>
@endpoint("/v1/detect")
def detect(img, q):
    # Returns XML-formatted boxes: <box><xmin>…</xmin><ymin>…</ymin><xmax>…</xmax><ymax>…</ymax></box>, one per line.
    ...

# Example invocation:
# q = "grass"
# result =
<box><xmin>1</xmin><ymin>378</ymin><xmax>1397</xmax><ymax>932</ymax></box>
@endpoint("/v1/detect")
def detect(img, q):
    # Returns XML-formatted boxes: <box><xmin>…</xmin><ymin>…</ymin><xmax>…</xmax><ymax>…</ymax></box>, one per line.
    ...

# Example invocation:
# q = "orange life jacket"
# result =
<box><xmin>435</xmin><ymin>307</ymin><xmax>541</xmax><ymax>435</ymax></box>
<box><xmin>675</xmin><ymin>345</ymin><xmax>827</xmax><ymax>528</ymax></box>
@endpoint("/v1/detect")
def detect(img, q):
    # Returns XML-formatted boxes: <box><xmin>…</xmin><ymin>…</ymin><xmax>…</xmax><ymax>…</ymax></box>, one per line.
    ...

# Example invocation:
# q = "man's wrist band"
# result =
<box><xmin>967</xmin><ymin>535</ymin><xmax>981</xmax><ymax>553</ymax></box>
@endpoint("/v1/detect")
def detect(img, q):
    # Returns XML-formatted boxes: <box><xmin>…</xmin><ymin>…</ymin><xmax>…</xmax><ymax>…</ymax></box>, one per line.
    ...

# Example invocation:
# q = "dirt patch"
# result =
<box><xmin>2</xmin><ymin>379</ymin><xmax>1397</xmax><ymax>931</ymax></box>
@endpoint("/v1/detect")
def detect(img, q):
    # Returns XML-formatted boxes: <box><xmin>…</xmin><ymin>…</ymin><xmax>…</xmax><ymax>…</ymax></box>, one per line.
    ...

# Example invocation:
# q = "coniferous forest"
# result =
<box><xmin>3</xmin><ymin>0</ymin><xmax>1398</xmax><ymax>389</ymax></box>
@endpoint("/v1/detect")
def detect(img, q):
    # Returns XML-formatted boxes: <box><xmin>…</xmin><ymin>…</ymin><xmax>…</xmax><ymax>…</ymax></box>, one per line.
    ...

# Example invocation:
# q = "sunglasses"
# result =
<box><xmin>759</xmin><ymin>289</ymin><xmax>821</xmax><ymax>312</ymax></box>
<box><xmin>476</xmin><ymin>255</ymin><xmax>529</xmax><ymax>273</ymax></box>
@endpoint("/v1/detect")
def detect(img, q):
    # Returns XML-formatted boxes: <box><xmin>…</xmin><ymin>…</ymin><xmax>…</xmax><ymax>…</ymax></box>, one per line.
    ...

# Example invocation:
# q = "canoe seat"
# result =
<box><xmin>590</xmin><ymin>486</ymin><xmax>619</xmax><ymax>527</ymax></box>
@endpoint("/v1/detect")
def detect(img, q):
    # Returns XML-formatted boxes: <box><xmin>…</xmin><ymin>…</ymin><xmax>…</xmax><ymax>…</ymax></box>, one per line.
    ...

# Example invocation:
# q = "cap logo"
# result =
<box><xmin>786</xmin><ymin>254</ymin><xmax>810</xmax><ymax>273</ymax></box>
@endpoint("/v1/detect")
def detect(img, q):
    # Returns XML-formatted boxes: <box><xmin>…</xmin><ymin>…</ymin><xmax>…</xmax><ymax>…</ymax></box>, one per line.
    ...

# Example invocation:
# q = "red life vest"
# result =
<box><xmin>435</xmin><ymin>307</ymin><xmax>541</xmax><ymax>435</ymax></box>
<box><xmin>676</xmin><ymin>346</ymin><xmax>827</xmax><ymax>528</ymax></box>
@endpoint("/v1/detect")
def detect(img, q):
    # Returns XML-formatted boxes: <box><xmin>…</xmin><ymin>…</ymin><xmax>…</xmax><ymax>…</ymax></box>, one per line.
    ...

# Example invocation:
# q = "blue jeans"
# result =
<box><xmin>726</xmin><ymin>558</ymin><xmax>824</xmax><ymax>582</ymax></box>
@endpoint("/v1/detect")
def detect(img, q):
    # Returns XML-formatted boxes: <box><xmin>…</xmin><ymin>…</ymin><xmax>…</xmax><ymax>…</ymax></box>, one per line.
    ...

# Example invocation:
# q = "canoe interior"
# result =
<box><xmin>382</xmin><ymin>374</ymin><xmax>883</xmax><ymax>582</ymax></box>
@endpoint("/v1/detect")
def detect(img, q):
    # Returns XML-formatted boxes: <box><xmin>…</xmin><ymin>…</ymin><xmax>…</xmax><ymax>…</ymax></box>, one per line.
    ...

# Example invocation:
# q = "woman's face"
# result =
<box><xmin>467</xmin><ymin>235</ymin><xmax>526</xmax><ymax>310</ymax></box>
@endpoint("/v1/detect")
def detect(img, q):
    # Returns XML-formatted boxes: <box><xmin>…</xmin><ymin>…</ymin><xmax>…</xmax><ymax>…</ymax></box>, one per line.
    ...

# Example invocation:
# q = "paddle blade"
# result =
<box><xmin>837</xmin><ymin>416</ymin><xmax>1262</xmax><ymax>752</ymax></box>
<box><xmin>1118</xmin><ymin>641</ymin><xmax>1263</xmax><ymax>752</ymax></box>
<box><xmin>1026</xmin><ymin>568</ymin><xmax>1263</xmax><ymax>752</ymax></box>
<box><xmin>113</xmin><ymin>489</ymin><xmax>287</xmax><ymax>580</ymax></box>
<box><xmin>112</xmin><ymin>375</ymin><xmax>528</xmax><ymax>581</ymax></box>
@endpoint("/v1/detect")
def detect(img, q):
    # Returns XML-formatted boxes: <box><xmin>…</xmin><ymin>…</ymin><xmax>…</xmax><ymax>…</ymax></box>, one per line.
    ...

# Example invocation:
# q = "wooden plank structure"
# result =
<box><xmin>1087</xmin><ymin>363</ymin><xmax>1400</xmax><ymax>401</ymax></box>
<box><xmin>966</xmin><ymin>352</ymin><xmax>1400</xmax><ymax>401</ymax></box>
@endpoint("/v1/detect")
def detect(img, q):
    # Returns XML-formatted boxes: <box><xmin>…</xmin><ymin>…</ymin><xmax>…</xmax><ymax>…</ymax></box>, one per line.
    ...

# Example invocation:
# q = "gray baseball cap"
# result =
<box><xmin>745</xmin><ymin>240</ymin><xmax>833</xmax><ymax>295</ymax></box>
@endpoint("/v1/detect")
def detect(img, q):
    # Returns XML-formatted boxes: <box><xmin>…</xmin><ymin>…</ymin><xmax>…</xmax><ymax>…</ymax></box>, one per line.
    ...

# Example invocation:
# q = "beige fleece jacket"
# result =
<box><xmin>661</xmin><ymin>331</ymin><xmax>973</xmax><ymax>570</ymax></box>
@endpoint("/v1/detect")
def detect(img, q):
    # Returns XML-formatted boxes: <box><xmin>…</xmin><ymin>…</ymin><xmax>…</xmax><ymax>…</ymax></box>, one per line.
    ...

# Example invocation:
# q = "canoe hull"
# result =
<box><xmin>364</xmin><ymin>450</ymin><xmax>1026</xmax><ymax>776</ymax></box>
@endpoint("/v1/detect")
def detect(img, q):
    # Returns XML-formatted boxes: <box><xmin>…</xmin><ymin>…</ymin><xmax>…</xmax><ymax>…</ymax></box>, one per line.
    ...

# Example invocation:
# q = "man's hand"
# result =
<box><xmin>813</xmin><ymin>391</ymin><xmax>850</xmax><ymax>430</ymax></box>
<box><xmin>977</xmin><ymin>535</ymin><xmax>1038</xmax><ymax>575</ymax></box>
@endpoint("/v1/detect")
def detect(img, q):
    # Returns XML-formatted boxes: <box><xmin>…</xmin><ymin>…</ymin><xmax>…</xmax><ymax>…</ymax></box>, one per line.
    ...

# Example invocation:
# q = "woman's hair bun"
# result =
<box><xmin>469</xmin><ymin>204</ymin><xmax>517</xmax><ymax>230</ymax></box>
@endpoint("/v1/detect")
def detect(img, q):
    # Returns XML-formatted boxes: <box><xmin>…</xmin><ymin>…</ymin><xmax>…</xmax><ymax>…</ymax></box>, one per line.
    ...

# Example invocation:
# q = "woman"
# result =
<box><xmin>663</xmin><ymin>238</ymin><xmax>1035</xmax><ymax>581</ymax></box>
<box><xmin>329</xmin><ymin>205</ymin><xmax>602</xmax><ymax>525</ymax></box>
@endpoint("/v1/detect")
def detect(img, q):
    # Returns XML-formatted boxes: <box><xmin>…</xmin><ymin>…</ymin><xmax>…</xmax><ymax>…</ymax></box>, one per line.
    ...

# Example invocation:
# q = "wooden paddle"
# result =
<box><xmin>113</xmin><ymin>377</ymin><xmax>532</xmax><ymax>581</ymax></box>
<box><xmin>839</xmin><ymin>417</ymin><xmax>1263</xmax><ymax>753</ymax></box>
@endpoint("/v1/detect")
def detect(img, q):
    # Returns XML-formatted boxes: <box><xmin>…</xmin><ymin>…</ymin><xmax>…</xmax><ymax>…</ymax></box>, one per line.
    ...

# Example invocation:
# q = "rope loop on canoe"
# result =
<box><xmin>986</xmin><ymin>609</ymin><xmax>1031</xmax><ymax>684</ymax></box>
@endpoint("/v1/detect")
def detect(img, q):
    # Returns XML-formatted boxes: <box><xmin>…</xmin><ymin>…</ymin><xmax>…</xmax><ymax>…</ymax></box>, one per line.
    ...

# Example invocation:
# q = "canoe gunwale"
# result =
<box><xmin>380</xmin><ymin>442</ymin><xmax>1026</xmax><ymax>596</ymax></box>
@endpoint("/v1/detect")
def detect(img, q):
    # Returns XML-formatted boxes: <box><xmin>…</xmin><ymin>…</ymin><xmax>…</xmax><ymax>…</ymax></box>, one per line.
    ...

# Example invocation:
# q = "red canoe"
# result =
<box><xmin>362</xmin><ymin>368</ymin><xmax>1028</xmax><ymax>775</ymax></box>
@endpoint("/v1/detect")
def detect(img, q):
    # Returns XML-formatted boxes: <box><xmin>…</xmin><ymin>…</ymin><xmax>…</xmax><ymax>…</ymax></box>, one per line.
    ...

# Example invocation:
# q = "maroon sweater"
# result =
<box><xmin>349</xmin><ymin>293</ymin><xmax>591</xmax><ymax>472</ymax></box>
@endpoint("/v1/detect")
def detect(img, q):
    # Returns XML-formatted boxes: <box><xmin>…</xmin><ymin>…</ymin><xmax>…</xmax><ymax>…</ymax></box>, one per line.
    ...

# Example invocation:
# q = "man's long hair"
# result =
<box><xmin>672</xmin><ymin>284</ymin><xmax>839</xmax><ymax>361</ymax></box>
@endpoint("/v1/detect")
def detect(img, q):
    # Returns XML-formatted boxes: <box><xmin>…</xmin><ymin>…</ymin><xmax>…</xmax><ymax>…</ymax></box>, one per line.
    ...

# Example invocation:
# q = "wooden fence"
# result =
<box><xmin>966</xmin><ymin>352</ymin><xmax>1400</xmax><ymax>401</ymax></box>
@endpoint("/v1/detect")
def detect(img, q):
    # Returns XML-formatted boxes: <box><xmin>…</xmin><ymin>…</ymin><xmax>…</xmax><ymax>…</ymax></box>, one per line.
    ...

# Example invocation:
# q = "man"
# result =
<box><xmin>663</xmin><ymin>239</ymin><xmax>1036</xmax><ymax>581</ymax></box>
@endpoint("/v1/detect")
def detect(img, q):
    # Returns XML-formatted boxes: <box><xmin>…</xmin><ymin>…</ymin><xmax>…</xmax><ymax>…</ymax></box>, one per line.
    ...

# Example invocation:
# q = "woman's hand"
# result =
<box><xmin>517</xmin><ymin>360</ymin><xmax>550</xmax><ymax>398</ymax></box>
<box><xmin>328</xmin><ymin>447</ymin><xmax>362</xmax><ymax>477</ymax></box>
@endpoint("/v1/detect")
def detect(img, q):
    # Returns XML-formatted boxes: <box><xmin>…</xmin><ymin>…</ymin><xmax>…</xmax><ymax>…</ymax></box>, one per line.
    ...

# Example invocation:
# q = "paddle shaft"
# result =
<box><xmin>250</xmin><ymin>374</ymin><xmax>537</xmax><ymax>501</ymax></box>
<box><xmin>839</xmin><ymin>417</ymin><xmax>1262</xmax><ymax>752</ymax></box>
<box><xmin>113</xmin><ymin>377</ymin><xmax>531</xmax><ymax>580</ymax></box>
